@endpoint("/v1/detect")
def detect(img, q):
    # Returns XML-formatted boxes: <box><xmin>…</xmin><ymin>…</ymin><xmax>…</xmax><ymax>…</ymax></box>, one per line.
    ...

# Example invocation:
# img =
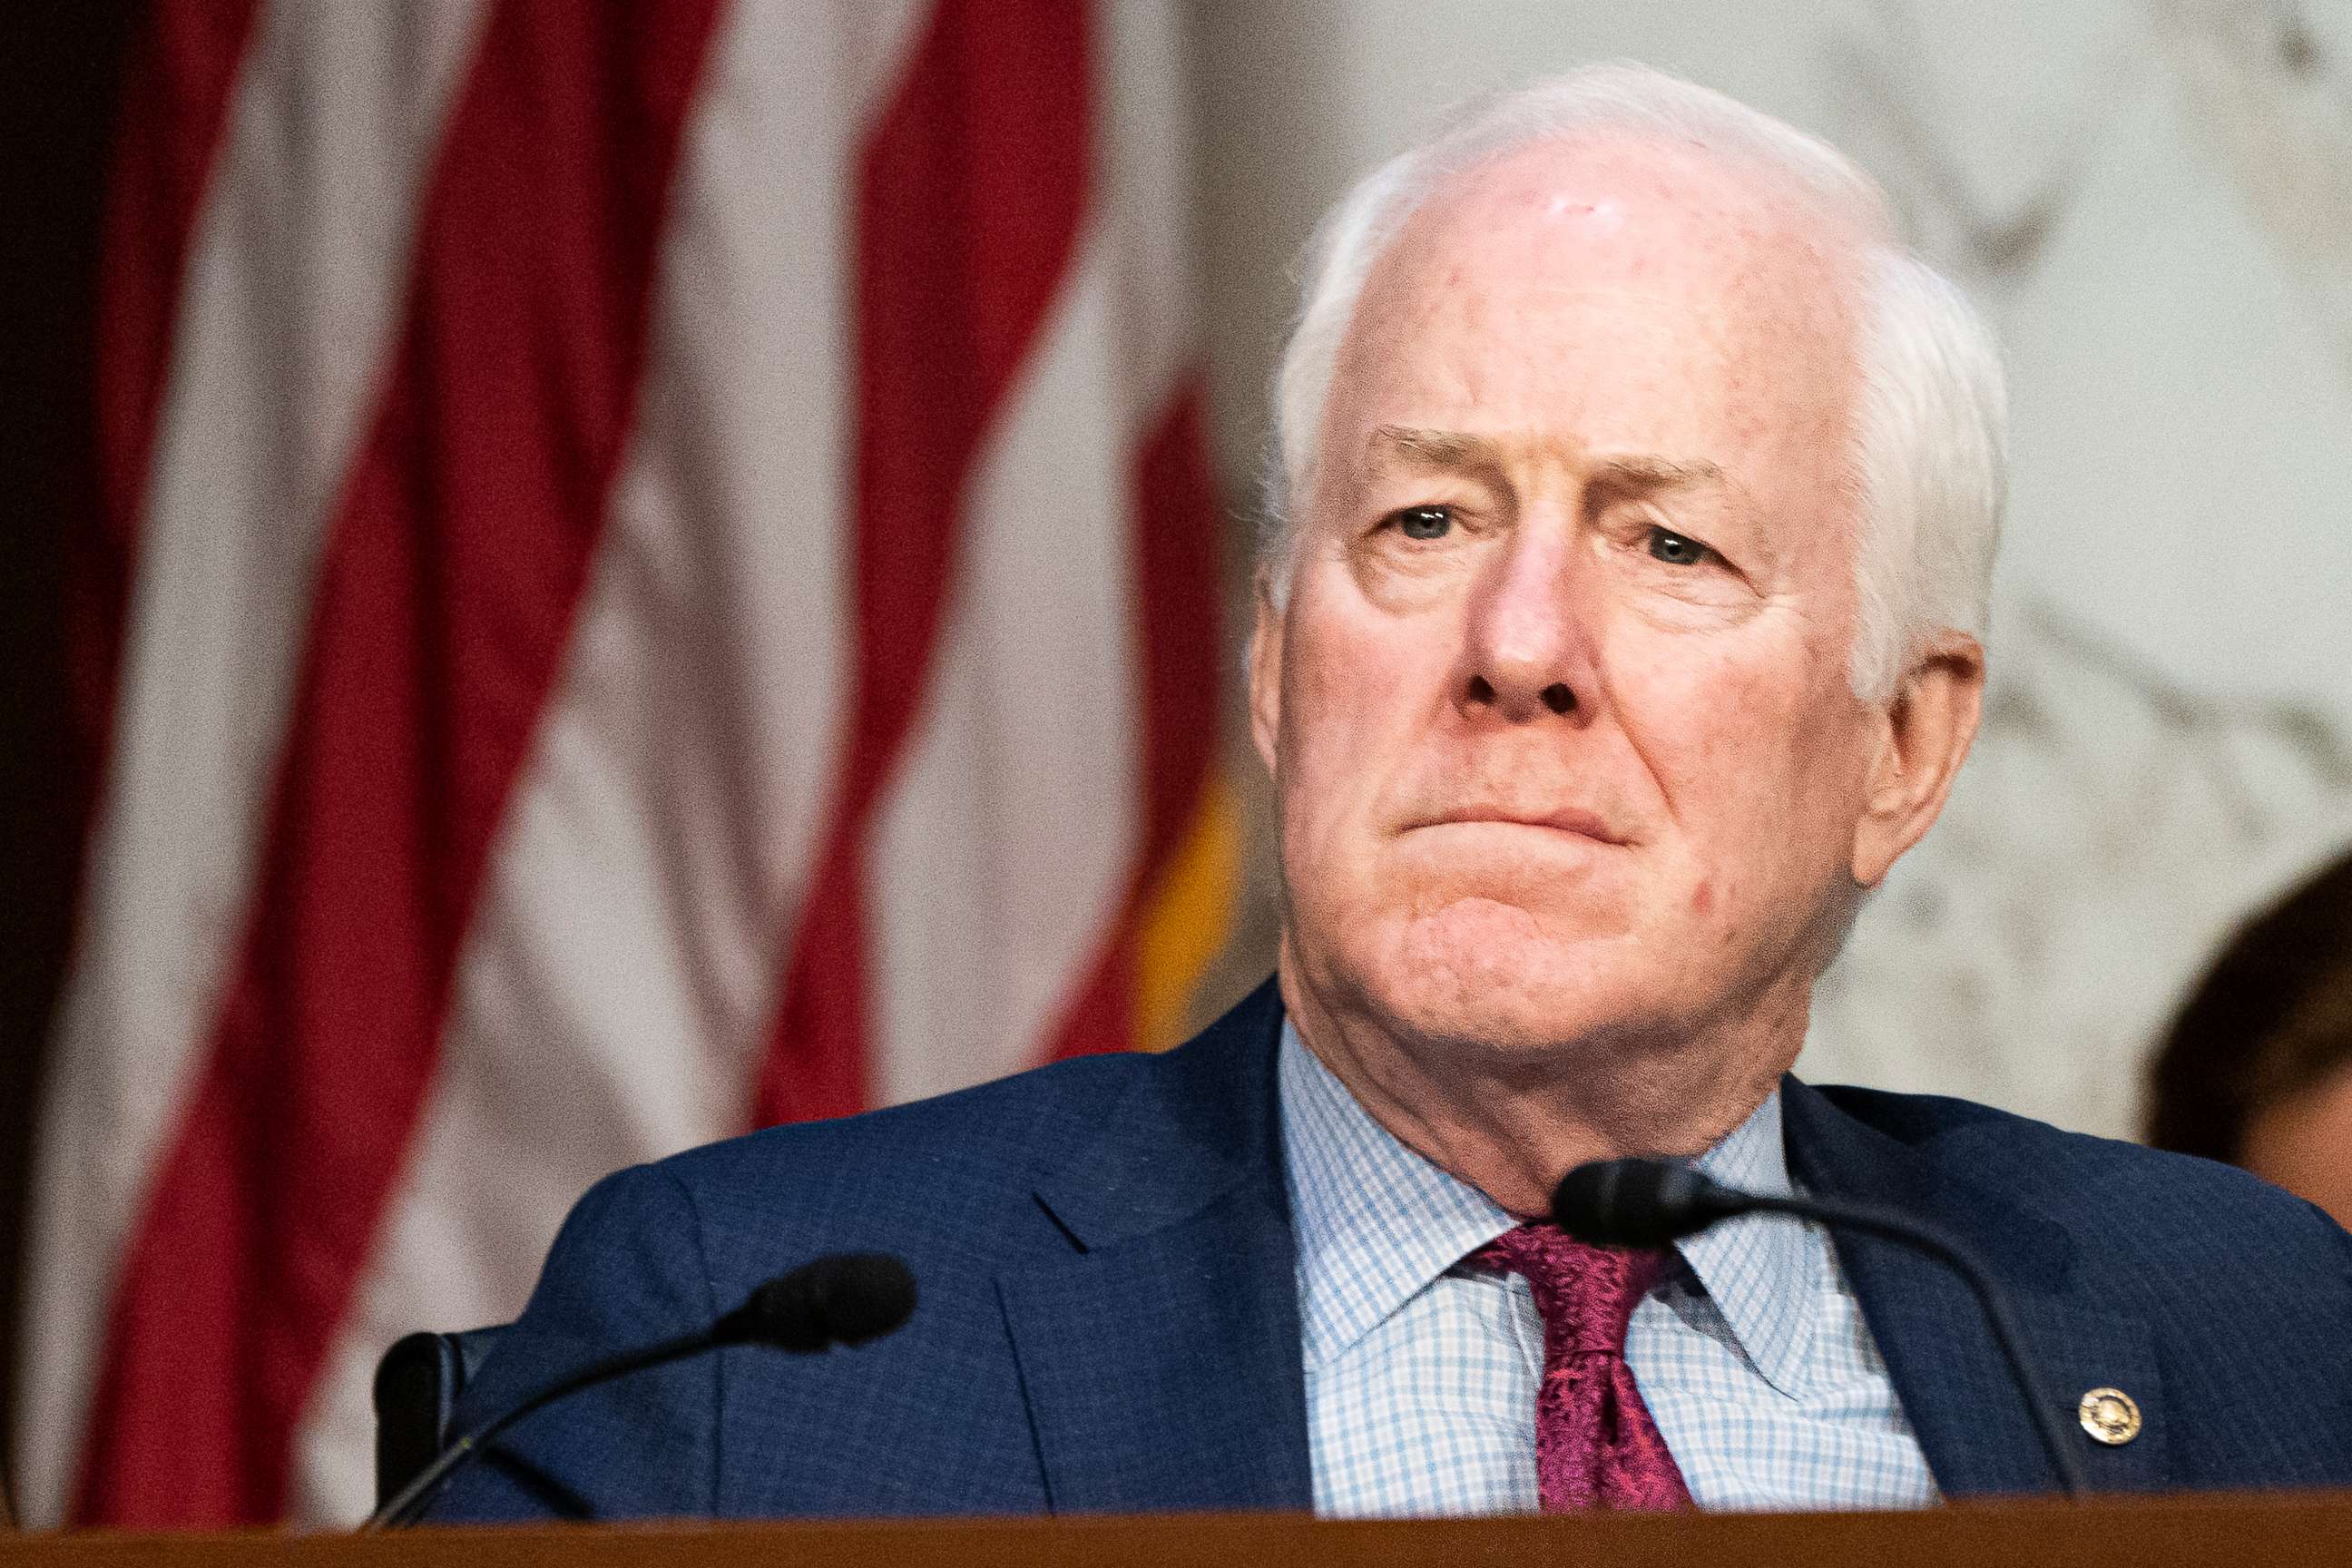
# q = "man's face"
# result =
<box><xmin>1255</xmin><ymin>141</ymin><xmax>1886</xmax><ymax>1068</ymax></box>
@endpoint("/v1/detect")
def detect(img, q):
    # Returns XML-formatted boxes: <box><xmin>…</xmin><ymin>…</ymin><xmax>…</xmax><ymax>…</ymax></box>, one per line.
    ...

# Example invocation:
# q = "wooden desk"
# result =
<box><xmin>6</xmin><ymin>1492</ymin><xmax>2352</xmax><ymax>1568</ymax></box>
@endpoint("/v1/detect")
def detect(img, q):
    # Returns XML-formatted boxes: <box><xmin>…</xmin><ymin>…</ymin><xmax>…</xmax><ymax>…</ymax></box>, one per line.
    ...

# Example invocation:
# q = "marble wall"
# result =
<box><xmin>1185</xmin><ymin>0</ymin><xmax>2352</xmax><ymax>1140</ymax></box>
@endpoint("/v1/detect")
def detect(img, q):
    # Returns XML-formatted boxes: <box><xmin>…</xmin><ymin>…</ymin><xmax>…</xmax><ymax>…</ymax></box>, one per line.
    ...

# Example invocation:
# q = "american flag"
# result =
<box><xmin>17</xmin><ymin>0</ymin><xmax>1233</xmax><ymax>1528</ymax></box>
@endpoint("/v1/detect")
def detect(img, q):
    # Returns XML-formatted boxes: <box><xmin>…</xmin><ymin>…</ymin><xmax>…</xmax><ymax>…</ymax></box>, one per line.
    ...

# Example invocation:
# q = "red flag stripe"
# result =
<box><xmin>70</xmin><ymin>0</ymin><xmax>726</xmax><ymax>1525</ymax></box>
<box><xmin>1127</xmin><ymin>382</ymin><xmax>1225</xmax><ymax>890</ymax></box>
<box><xmin>756</xmin><ymin>0</ymin><xmax>1093</xmax><ymax>1125</ymax></box>
<box><xmin>74</xmin><ymin>0</ymin><xmax>262</xmax><ymax>832</ymax></box>
<box><xmin>1045</xmin><ymin>377</ymin><xmax>1223</xmax><ymax>1062</ymax></box>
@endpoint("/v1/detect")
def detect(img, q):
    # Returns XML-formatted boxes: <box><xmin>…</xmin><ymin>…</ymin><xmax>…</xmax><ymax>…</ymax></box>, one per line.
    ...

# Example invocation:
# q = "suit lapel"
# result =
<box><xmin>1782</xmin><ymin>1080</ymin><xmax>2169</xmax><ymax>1496</ymax></box>
<box><xmin>999</xmin><ymin>1188</ymin><xmax>1309</xmax><ymax>1511</ymax></box>
<box><xmin>998</xmin><ymin>982</ymin><xmax>1313</xmax><ymax>1513</ymax></box>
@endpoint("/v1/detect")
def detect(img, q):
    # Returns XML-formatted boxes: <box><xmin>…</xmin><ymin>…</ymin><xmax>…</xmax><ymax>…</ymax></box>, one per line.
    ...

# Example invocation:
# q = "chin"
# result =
<box><xmin>1347</xmin><ymin>896</ymin><xmax>1648</xmax><ymax>1056</ymax></box>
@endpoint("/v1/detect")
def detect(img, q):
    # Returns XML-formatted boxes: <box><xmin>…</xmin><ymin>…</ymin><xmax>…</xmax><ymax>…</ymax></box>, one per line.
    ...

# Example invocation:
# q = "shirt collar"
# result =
<box><xmin>1279</xmin><ymin>1019</ymin><xmax>1819</xmax><ymax>1397</ymax></box>
<box><xmin>1678</xmin><ymin>1083</ymin><xmax>1820</xmax><ymax>1397</ymax></box>
<box><xmin>1280</xmin><ymin>1021</ymin><xmax>1514</xmax><ymax>1372</ymax></box>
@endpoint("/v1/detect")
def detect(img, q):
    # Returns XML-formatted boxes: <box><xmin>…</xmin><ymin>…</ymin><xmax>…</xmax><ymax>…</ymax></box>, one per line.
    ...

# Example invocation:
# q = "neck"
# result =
<box><xmin>1277</xmin><ymin>946</ymin><xmax>1802</xmax><ymax>1217</ymax></box>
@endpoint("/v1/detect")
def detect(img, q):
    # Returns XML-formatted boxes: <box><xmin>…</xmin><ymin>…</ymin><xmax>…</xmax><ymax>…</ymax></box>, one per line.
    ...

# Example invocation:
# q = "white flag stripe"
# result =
<box><xmin>871</xmin><ymin>220</ymin><xmax>1143</xmax><ymax>1106</ymax></box>
<box><xmin>1098</xmin><ymin>0</ymin><xmax>1204</xmax><ymax>418</ymax></box>
<box><xmin>15</xmin><ymin>1</ymin><xmax>489</xmax><ymax>1524</ymax></box>
<box><xmin>289</xmin><ymin>0</ymin><xmax>877</xmax><ymax>1522</ymax></box>
<box><xmin>844</xmin><ymin>0</ymin><xmax>937</xmax><ymax>141</ymax></box>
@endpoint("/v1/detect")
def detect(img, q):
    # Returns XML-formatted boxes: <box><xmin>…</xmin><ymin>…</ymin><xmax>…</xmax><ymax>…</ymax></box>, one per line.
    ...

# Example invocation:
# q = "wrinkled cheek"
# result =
<box><xmin>1279</xmin><ymin>652</ymin><xmax>1407</xmax><ymax>834</ymax></box>
<box><xmin>1702</xmin><ymin>870</ymin><xmax>1753</xmax><ymax>954</ymax></box>
<box><xmin>1279</xmin><ymin>762</ymin><xmax>1370</xmax><ymax>916</ymax></box>
<box><xmin>1271</xmin><ymin>590</ymin><xmax>1446</xmax><ymax>924</ymax></box>
<box><xmin>1617</xmin><ymin>655</ymin><xmax>1823</xmax><ymax>950</ymax></box>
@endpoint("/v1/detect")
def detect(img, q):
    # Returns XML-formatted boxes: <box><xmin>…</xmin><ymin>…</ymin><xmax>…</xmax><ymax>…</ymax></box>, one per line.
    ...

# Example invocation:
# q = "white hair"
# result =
<box><xmin>1259</xmin><ymin>63</ymin><xmax>2006</xmax><ymax>701</ymax></box>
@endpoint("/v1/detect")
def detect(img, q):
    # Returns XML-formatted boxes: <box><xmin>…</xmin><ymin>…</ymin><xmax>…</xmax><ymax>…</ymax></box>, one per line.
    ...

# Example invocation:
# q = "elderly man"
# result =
<box><xmin>434</xmin><ymin>65</ymin><xmax>2352</xmax><ymax>1521</ymax></box>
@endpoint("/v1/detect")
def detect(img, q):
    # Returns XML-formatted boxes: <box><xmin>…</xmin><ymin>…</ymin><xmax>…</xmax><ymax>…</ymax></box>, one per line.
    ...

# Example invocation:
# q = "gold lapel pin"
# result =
<box><xmin>2078</xmin><ymin>1387</ymin><xmax>2142</xmax><ymax>1446</ymax></box>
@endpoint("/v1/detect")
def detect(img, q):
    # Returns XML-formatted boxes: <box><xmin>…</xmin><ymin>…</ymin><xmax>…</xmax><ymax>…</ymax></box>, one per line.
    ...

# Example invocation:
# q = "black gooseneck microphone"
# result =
<box><xmin>362</xmin><ymin>1250</ymin><xmax>918</xmax><ymax>1531</ymax></box>
<box><xmin>1552</xmin><ymin>1158</ymin><xmax>2087</xmax><ymax>1499</ymax></box>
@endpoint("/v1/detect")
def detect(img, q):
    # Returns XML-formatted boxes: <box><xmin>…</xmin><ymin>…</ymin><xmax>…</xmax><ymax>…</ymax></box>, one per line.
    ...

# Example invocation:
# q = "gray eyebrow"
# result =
<box><xmin>1366</xmin><ymin>425</ymin><xmax>1504</xmax><ymax>473</ymax></box>
<box><xmin>1367</xmin><ymin>426</ymin><xmax>1726</xmax><ymax>492</ymax></box>
<box><xmin>1588</xmin><ymin>455</ymin><xmax>1726</xmax><ymax>490</ymax></box>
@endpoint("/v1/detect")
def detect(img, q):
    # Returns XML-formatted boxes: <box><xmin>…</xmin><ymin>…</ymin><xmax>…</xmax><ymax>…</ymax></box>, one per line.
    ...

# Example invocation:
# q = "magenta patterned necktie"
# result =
<box><xmin>1470</xmin><ymin>1223</ymin><xmax>1694</xmax><ymax>1512</ymax></box>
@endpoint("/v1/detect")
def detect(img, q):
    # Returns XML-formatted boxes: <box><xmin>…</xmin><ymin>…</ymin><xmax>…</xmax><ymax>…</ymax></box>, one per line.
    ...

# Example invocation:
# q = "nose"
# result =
<box><xmin>1456</xmin><ymin>518</ymin><xmax>1598</xmax><ymax>725</ymax></box>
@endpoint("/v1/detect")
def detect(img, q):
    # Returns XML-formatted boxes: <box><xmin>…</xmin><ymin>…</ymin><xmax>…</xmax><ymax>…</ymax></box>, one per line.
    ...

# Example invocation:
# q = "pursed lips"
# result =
<box><xmin>1400</xmin><ymin>807</ymin><xmax>1628</xmax><ymax>845</ymax></box>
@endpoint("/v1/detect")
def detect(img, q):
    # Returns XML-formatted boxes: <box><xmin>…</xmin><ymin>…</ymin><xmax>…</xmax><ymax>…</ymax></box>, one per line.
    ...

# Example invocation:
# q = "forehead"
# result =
<box><xmin>1325</xmin><ymin>137</ymin><xmax>1863</xmax><ymax>498</ymax></box>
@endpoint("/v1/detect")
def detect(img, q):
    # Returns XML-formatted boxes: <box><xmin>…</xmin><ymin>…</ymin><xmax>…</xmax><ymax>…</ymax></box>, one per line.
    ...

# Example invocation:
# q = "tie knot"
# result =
<box><xmin>1469</xmin><ymin>1222</ymin><xmax>1667</xmax><ymax>1357</ymax></box>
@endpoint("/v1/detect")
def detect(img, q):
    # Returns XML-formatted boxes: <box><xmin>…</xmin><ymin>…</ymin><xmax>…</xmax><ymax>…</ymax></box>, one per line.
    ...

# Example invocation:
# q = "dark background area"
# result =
<box><xmin>0</xmin><ymin>1</ymin><xmax>145</xmax><ymax>1498</ymax></box>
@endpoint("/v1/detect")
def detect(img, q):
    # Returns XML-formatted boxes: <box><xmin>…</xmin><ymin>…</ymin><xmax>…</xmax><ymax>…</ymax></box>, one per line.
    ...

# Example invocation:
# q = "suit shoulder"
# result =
<box><xmin>1808</xmin><ymin>1082</ymin><xmax>2350</xmax><ymax>1263</ymax></box>
<box><xmin>552</xmin><ymin>982</ymin><xmax>1281</xmax><ymax>1279</ymax></box>
<box><xmin>655</xmin><ymin>1046</ymin><xmax>1156</xmax><ymax>1193</ymax></box>
<box><xmin>652</xmin><ymin>980</ymin><xmax>1281</xmax><ymax>1204</ymax></box>
<box><xmin>1804</xmin><ymin>1082</ymin><xmax>2024</xmax><ymax>1144</ymax></box>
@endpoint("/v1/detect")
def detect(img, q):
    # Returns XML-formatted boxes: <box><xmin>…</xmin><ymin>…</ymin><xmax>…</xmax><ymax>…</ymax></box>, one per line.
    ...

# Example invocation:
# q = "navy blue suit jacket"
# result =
<box><xmin>434</xmin><ymin>979</ymin><xmax>2352</xmax><ymax>1521</ymax></box>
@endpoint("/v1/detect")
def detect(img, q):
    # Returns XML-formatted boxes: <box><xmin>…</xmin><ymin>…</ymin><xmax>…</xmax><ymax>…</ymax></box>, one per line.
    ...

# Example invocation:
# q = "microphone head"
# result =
<box><xmin>730</xmin><ymin>1252</ymin><xmax>918</xmax><ymax>1354</ymax></box>
<box><xmin>1550</xmin><ymin>1157</ymin><xmax>1749</xmax><ymax>1248</ymax></box>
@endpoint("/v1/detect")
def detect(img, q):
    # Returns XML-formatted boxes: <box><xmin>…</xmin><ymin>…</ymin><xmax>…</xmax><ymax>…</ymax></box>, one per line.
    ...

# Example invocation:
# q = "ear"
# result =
<box><xmin>1248</xmin><ymin>575</ymin><xmax>1286</xmax><ymax>777</ymax></box>
<box><xmin>1850</xmin><ymin>632</ymin><xmax>1985</xmax><ymax>888</ymax></box>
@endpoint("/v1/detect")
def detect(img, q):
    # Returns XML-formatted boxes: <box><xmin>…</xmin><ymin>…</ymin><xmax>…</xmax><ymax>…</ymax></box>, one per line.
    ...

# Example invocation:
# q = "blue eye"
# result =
<box><xmin>1392</xmin><ymin>505</ymin><xmax>1454</xmax><ymax>541</ymax></box>
<box><xmin>1646</xmin><ymin>526</ymin><xmax>1711</xmax><ymax>566</ymax></box>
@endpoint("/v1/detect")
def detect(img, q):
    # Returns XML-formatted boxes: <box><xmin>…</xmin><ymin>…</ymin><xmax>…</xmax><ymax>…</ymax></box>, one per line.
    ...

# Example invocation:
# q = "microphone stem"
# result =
<box><xmin>1746</xmin><ymin>1193</ymin><xmax>2088</xmax><ymax>1499</ymax></box>
<box><xmin>362</xmin><ymin>1327</ymin><xmax>718</xmax><ymax>1531</ymax></box>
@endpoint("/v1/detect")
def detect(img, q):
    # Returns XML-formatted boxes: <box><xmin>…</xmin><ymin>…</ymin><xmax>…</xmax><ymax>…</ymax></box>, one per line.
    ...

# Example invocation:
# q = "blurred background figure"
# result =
<box><xmin>2149</xmin><ymin>848</ymin><xmax>2352</xmax><ymax>1227</ymax></box>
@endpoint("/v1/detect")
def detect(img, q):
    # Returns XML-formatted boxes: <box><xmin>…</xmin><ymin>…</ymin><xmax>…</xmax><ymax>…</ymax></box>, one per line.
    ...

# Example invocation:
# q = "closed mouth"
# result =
<box><xmin>1403</xmin><ymin>809</ymin><xmax>1626</xmax><ymax>846</ymax></box>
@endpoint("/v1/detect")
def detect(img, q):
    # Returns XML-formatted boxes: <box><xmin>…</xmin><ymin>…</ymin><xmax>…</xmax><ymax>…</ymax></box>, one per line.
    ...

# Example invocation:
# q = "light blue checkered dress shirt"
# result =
<box><xmin>1280</xmin><ymin>1022</ymin><xmax>1939</xmax><ymax>1515</ymax></box>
